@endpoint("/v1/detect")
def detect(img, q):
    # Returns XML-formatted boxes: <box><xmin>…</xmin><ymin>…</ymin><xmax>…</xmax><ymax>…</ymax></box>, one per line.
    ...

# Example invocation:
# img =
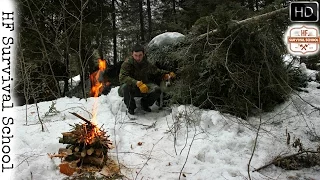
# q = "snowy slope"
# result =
<box><xmin>12</xmin><ymin>78</ymin><xmax>320</xmax><ymax>179</ymax></box>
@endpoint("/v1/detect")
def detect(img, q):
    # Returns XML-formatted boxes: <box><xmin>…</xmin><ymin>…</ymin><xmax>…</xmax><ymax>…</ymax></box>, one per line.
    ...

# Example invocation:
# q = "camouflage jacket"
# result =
<box><xmin>119</xmin><ymin>56</ymin><xmax>169</xmax><ymax>86</ymax></box>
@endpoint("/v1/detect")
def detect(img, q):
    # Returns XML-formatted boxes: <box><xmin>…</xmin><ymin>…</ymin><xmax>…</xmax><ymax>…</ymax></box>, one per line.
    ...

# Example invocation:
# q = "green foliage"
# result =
<box><xmin>191</xmin><ymin>2</ymin><xmax>252</xmax><ymax>35</ymax></box>
<box><xmin>149</xmin><ymin>5</ymin><xmax>307</xmax><ymax>119</ymax></box>
<box><xmin>17</xmin><ymin>0</ymin><xmax>301</xmax><ymax>108</ymax></box>
<box><xmin>286</xmin><ymin>68</ymin><xmax>308</xmax><ymax>90</ymax></box>
<box><xmin>147</xmin><ymin>43</ymin><xmax>184</xmax><ymax>72</ymax></box>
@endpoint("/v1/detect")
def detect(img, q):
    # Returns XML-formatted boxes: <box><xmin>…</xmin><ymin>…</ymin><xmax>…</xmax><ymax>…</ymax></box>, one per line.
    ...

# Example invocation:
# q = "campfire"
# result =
<box><xmin>48</xmin><ymin>61</ymin><xmax>119</xmax><ymax>177</ymax></box>
<box><xmin>48</xmin><ymin>112</ymin><xmax>115</xmax><ymax>176</ymax></box>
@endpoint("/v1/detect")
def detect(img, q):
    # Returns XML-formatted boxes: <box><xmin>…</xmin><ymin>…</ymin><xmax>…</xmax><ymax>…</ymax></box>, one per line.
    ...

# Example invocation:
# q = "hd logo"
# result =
<box><xmin>290</xmin><ymin>1</ymin><xmax>319</xmax><ymax>22</ymax></box>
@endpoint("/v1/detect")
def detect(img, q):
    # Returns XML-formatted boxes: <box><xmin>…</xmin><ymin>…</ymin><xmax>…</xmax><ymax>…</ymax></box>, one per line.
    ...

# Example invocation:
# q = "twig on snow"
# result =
<box><xmin>135</xmin><ymin>136</ymin><xmax>164</xmax><ymax>180</ymax></box>
<box><xmin>253</xmin><ymin>150</ymin><xmax>320</xmax><ymax>172</ymax></box>
<box><xmin>179</xmin><ymin>126</ymin><xmax>197</xmax><ymax>180</ymax></box>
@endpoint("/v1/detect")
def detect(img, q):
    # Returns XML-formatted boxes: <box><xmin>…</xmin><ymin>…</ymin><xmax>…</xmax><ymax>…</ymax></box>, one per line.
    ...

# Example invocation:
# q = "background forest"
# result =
<box><xmin>11</xmin><ymin>1</ymin><xmax>320</xmax><ymax>179</ymax></box>
<box><xmin>15</xmin><ymin>0</ymin><xmax>320</xmax><ymax>118</ymax></box>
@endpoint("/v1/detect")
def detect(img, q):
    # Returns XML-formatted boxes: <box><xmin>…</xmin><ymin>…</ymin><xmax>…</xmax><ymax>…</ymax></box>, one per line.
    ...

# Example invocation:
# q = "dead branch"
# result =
<box><xmin>253</xmin><ymin>150</ymin><xmax>320</xmax><ymax>172</ymax></box>
<box><xmin>60</xmin><ymin>106</ymin><xmax>93</xmax><ymax>119</ymax></box>
<box><xmin>135</xmin><ymin>136</ymin><xmax>164</xmax><ymax>180</ymax></box>
<box><xmin>119</xmin><ymin>121</ymin><xmax>150</xmax><ymax>127</ymax></box>
<box><xmin>26</xmin><ymin>0</ymin><xmax>62</xmax><ymax>97</ymax></box>
<box><xmin>69</xmin><ymin>112</ymin><xmax>92</xmax><ymax>125</ymax></box>
<box><xmin>35</xmin><ymin>99</ymin><xmax>45</xmax><ymax>132</ymax></box>
<box><xmin>48</xmin><ymin>153</ymin><xmax>68</xmax><ymax>160</ymax></box>
<box><xmin>293</xmin><ymin>91</ymin><xmax>320</xmax><ymax>111</ymax></box>
<box><xmin>197</xmin><ymin>7</ymin><xmax>288</xmax><ymax>41</ymax></box>
<box><xmin>247</xmin><ymin>65</ymin><xmax>263</xmax><ymax>180</ymax></box>
<box><xmin>179</xmin><ymin>125</ymin><xmax>197</xmax><ymax>180</ymax></box>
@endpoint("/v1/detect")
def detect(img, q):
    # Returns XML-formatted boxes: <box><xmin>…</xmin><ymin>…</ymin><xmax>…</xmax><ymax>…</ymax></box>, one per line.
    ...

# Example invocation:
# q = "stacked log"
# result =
<box><xmin>50</xmin><ymin>112</ymin><xmax>114</xmax><ymax>176</ymax></box>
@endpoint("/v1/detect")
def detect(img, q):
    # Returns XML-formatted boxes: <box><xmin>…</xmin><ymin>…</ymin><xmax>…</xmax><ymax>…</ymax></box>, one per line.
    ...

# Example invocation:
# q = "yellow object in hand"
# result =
<box><xmin>169</xmin><ymin>72</ymin><xmax>176</xmax><ymax>79</ymax></box>
<box><xmin>136</xmin><ymin>81</ymin><xmax>149</xmax><ymax>93</ymax></box>
<box><xmin>163</xmin><ymin>72</ymin><xmax>176</xmax><ymax>80</ymax></box>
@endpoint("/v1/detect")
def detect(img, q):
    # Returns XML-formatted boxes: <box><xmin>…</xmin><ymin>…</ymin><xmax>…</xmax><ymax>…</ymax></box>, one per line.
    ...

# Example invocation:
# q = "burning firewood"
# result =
<box><xmin>69</xmin><ymin>112</ymin><xmax>93</xmax><ymax>125</ymax></box>
<box><xmin>48</xmin><ymin>153</ymin><xmax>67</xmax><ymax>160</ymax></box>
<box><xmin>87</xmin><ymin>148</ymin><xmax>95</xmax><ymax>156</ymax></box>
<box><xmin>50</xmin><ymin>112</ymin><xmax>114</xmax><ymax>176</ymax></box>
<box><xmin>59</xmin><ymin>162</ymin><xmax>78</xmax><ymax>176</ymax></box>
<box><xmin>74</xmin><ymin>147</ymin><xmax>80</xmax><ymax>152</ymax></box>
<box><xmin>95</xmin><ymin>149</ymin><xmax>103</xmax><ymax>157</ymax></box>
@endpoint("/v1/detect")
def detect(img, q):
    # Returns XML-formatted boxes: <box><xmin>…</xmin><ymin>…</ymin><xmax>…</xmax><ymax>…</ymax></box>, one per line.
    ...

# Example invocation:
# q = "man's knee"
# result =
<box><xmin>153</xmin><ymin>86</ymin><xmax>161</xmax><ymax>94</ymax></box>
<box><xmin>118</xmin><ymin>83</ymin><xmax>131</xmax><ymax>97</ymax></box>
<box><xmin>148</xmin><ymin>84</ymin><xmax>161</xmax><ymax>94</ymax></box>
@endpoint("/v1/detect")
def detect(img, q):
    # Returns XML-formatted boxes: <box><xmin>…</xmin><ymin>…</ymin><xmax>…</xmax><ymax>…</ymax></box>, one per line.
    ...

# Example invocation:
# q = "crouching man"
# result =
<box><xmin>118</xmin><ymin>44</ymin><xmax>175</xmax><ymax>115</ymax></box>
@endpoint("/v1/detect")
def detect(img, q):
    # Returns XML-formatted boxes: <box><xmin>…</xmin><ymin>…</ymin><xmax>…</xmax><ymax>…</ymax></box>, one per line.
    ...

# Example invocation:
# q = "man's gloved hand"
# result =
<box><xmin>136</xmin><ymin>81</ymin><xmax>148</xmax><ymax>93</ymax></box>
<box><xmin>163</xmin><ymin>72</ymin><xmax>176</xmax><ymax>80</ymax></box>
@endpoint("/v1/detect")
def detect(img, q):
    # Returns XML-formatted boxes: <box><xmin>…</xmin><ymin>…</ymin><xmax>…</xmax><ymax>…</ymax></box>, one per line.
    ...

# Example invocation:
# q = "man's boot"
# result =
<box><xmin>141</xmin><ymin>99</ymin><xmax>151</xmax><ymax>112</ymax></box>
<box><xmin>128</xmin><ymin>108</ymin><xmax>135</xmax><ymax>115</ymax></box>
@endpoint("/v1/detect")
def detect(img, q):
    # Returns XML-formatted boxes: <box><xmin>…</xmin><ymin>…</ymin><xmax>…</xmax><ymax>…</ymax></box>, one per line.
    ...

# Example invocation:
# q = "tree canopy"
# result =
<box><xmin>16</xmin><ymin>0</ymin><xmax>313</xmax><ymax>119</ymax></box>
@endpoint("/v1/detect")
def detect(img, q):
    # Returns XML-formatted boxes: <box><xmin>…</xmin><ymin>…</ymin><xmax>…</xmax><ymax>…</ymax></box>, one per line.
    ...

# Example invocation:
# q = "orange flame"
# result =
<box><xmin>98</xmin><ymin>58</ymin><xmax>106</xmax><ymax>71</ymax></box>
<box><xmin>89</xmin><ymin>59</ymin><xmax>109</xmax><ymax>128</ymax></box>
<box><xmin>90</xmin><ymin>59</ymin><xmax>107</xmax><ymax>97</ymax></box>
<box><xmin>84</xmin><ymin>124</ymin><xmax>102</xmax><ymax>145</ymax></box>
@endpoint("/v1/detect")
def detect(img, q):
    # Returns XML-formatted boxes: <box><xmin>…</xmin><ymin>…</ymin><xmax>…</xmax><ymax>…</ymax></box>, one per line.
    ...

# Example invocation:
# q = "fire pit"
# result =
<box><xmin>48</xmin><ymin>112</ymin><xmax>117</xmax><ymax>177</ymax></box>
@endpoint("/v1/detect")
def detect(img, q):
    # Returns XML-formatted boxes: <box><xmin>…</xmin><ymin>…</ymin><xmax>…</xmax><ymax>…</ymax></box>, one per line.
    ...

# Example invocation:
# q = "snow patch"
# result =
<box><xmin>12</xmin><ymin>74</ymin><xmax>320</xmax><ymax>179</ymax></box>
<box><xmin>148</xmin><ymin>32</ymin><xmax>185</xmax><ymax>48</ymax></box>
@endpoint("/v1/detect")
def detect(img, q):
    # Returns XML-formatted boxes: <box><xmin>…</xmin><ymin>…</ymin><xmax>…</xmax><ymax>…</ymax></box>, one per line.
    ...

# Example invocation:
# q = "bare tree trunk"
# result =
<box><xmin>78</xmin><ymin>0</ymin><xmax>89</xmax><ymax>99</ymax></box>
<box><xmin>34</xmin><ymin>98</ymin><xmax>45</xmax><ymax>132</ymax></box>
<box><xmin>112</xmin><ymin>0</ymin><xmax>117</xmax><ymax>65</ymax></box>
<box><xmin>63</xmin><ymin>50</ymin><xmax>69</xmax><ymax>96</ymax></box>
<box><xmin>241</xmin><ymin>0</ymin><xmax>245</xmax><ymax>6</ymax></box>
<box><xmin>97</xmin><ymin>0</ymin><xmax>104</xmax><ymax>60</ymax></box>
<box><xmin>25</xmin><ymin>0</ymin><xmax>61</xmax><ymax>98</ymax></box>
<box><xmin>63</xmin><ymin>2</ymin><xmax>70</xmax><ymax>97</ymax></box>
<box><xmin>18</xmin><ymin>34</ymin><xmax>31</xmax><ymax>125</ymax></box>
<box><xmin>147</xmin><ymin>0</ymin><xmax>152</xmax><ymax>41</ymax></box>
<box><xmin>139</xmin><ymin>0</ymin><xmax>145</xmax><ymax>42</ymax></box>
<box><xmin>248</xmin><ymin>0</ymin><xmax>254</xmax><ymax>11</ymax></box>
<box><xmin>255</xmin><ymin>0</ymin><xmax>259</xmax><ymax>11</ymax></box>
<box><xmin>79</xmin><ymin>1</ymin><xmax>84</xmax><ymax>99</ymax></box>
<box><xmin>98</xmin><ymin>34</ymin><xmax>104</xmax><ymax>60</ymax></box>
<box><xmin>173</xmin><ymin>0</ymin><xmax>177</xmax><ymax>24</ymax></box>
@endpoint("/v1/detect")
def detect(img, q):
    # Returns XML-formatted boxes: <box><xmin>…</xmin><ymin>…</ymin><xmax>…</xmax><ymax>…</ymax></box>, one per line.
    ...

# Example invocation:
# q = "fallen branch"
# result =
<box><xmin>248</xmin><ymin>66</ymin><xmax>263</xmax><ymax>180</ymax></box>
<box><xmin>293</xmin><ymin>91</ymin><xmax>320</xmax><ymax>111</ymax></box>
<box><xmin>197</xmin><ymin>7</ymin><xmax>288</xmax><ymax>41</ymax></box>
<box><xmin>120</xmin><ymin>121</ymin><xmax>151</xmax><ymax>127</ymax></box>
<box><xmin>135</xmin><ymin>136</ymin><xmax>164</xmax><ymax>180</ymax></box>
<box><xmin>179</xmin><ymin>126</ymin><xmax>197</xmax><ymax>180</ymax></box>
<box><xmin>253</xmin><ymin>150</ymin><xmax>320</xmax><ymax>172</ymax></box>
<box><xmin>47</xmin><ymin>153</ymin><xmax>68</xmax><ymax>160</ymax></box>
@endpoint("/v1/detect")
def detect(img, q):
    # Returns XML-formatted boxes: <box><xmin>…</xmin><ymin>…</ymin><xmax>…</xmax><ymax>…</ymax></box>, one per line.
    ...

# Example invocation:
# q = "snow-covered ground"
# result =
<box><xmin>283</xmin><ymin>54</ymin><xmax>319</xmax><ymax>81</ymax></box>
<box><xmin>11</xmin><ymin>70</ymin><xmax>320</xmax><ymax>179</ymax></box>
<box><xmin>9</xmin><ymin>32</ymin><xmax>320</xmax><ymax>179</ymax></box>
